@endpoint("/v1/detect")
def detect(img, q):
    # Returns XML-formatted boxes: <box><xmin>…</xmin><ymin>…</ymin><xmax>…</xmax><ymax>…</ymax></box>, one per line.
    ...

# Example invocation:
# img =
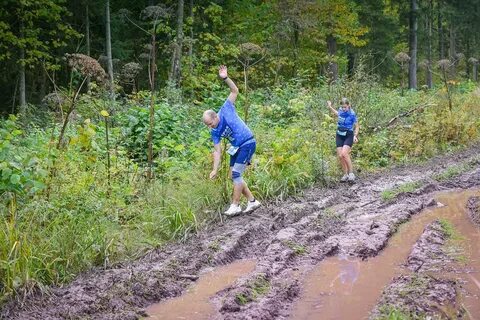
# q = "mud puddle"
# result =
<box><xmin>145</xmin><ymin>259</ymin><xmax>256</xmax><ymax>320</ymax></box>
<box><xmin>290</xmin><ymin>189</ymin><xmax>480</xmax><ymax>320</ymax></box>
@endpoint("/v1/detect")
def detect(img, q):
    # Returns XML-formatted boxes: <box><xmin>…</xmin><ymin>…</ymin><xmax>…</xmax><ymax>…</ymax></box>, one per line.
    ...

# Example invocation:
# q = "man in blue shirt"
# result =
<box><xmin>202</xmin><ymin>65</ymin><xmax>261</xmax><ymax>216</ymax></box>
<box><xmin>326</xmin><ymin>98</ymin><xmax>359</xmax><ymax>182</ymax></box>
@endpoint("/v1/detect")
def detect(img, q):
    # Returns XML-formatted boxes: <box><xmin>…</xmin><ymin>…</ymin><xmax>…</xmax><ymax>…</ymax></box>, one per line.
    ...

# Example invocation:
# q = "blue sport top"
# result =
<box><xmin>337</xmin><ymin>108</ymin><xmax>357</xmax><ymax>131</ymax></box>
<box><xmin>210</xmin><ymin>99</ymin><xmax>254</xmax><ymax>147</ymax></box>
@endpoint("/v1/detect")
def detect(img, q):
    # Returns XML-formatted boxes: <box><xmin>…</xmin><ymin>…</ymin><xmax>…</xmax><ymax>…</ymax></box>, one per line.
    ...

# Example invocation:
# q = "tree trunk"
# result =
<box><xmin>473</xmin><ymin>64</ymin><xmax>478</xmax><ymax>82</ymax></box>
<box><xmin>292</xmin><ymin>21</ymin><xmax>299</xmax><ymax>76</ymax></box>
<box><xmin>19</xmin><ymin>20</ymin><xmax>26</xmax><ymax>114</ymax></box>
<box><xmin>105</xmin><ymin>0</ymin><xmax>114</xmax><ymax>99</ymax></box>
<box><xmin>86</xmin><ymin>4</ymin><xmax>91</xmax><ymax>91</ymax></box>
<box><xmin>426</xmin><ymin>0</ymin><xmax>433</xmax><ymax>88</ymax></box>
<box><xmin>438</xmin><ymin>3</ymin><xmax>445</xmax><ymax>59</ymax></box>
<box><xmin>408</xmin><ymin>0</ymin><xmax>418</xmax><ymax>90</ymax></box>
<box><xmin>188</xmin><ymin>0</ymin><xmax>194</xmax><ymax>74</ymax></box>
<box><xmin>39</xmin><ymin>67</ymin><xmax>47</xmax><ymax>102</ymax></box>
<box><xmin>449</xmin><ymin>25</ymin><xmax>456</xmax><ymax>77</ymax></box>
<box><xmin>326</xmin><ymin>34</ymin><xmax>338</xmax><ymax>83</ymax></box>
<box><xmin>347</xmin><ymin>51</ymin><xmax>355</xmax><ymax>78</ymax></box>
<box><xmin>466</xmin><ymin>40</ymin><xmax>470</xmax><ymax>79</ymax></box>
<box><xmin>170</xmin><ymin>0</ymin><xmax>184</xmax><ymax>86</ymax></box>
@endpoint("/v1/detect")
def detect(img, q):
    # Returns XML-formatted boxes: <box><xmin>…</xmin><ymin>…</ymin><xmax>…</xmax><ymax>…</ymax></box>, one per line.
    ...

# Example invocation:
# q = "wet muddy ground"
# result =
<box><xmin>1</xmin><ymin>147</ymin><xmax>480</xmax><ymax>320</ymax></box>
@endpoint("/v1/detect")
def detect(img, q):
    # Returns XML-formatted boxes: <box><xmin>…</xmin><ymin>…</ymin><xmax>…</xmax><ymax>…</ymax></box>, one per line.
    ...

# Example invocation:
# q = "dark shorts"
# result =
<box><xmin>336</xmin><ymin>131</ymin><xmax>354</xmax><ymax>148</ymax></box>
<box><xmin>229</xmin><ymin>142</ymin><xmax>256</xmax><ymax>167</ymax></box>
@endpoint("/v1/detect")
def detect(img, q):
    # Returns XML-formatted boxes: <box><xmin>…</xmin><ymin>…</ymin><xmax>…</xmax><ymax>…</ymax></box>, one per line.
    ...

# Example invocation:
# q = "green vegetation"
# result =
<box><xmin>235</xmin><ymin>275</ymin><xmax>270</xmax><ymax>305</ymax></box>
<box><xmin>381</xmin><ymin>181</ymin><xmax>423</xmax><ymax>201</ymax></box>
<box><xmin>376</xmin><ymin>306</ymin><xmax>418</xmax><ymax>320</ymax></box>
<box><xmin>433</xmin><ymin>164</ymin><xmax>470</xmax><ymax>181</ymax></box>
<box><xmin>438</xmin><ymin>219</ymin><xmax>460</xmax><ymax>240</ymax></box>
<box><xmin>283</xmin><ymin>240</ymin><xmax>308</xmax><ymax>255</ymax></box>
<box><xmin>375</xmin><ymin>275</ymin><xmax>430</xmax><ymax>319</ymax></box>
<box><xmin>438</xmin><ymin>219</ymin><xmax>468</xmax><ymax>264</ymax></box>
<box><xmin>433</xmin><ymin>156</ymin><xmax>480</xmax><ymax>181</ymax></box>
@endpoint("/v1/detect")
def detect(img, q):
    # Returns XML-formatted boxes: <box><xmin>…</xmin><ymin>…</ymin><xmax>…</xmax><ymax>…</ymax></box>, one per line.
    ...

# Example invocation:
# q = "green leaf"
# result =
<box><xmin>10</xmin><ymin>174</ymin><xmax>20</xmax><ymax>184</ymax></box>
<box><xmin>2</xmin><ymin>167</ymin><xmax>12</xmax><ymax>180</ymax></box>
<box><xmin>174</xmin><ymin>144</ymin><xmax>185</xmax><ymax>152</ymax></box>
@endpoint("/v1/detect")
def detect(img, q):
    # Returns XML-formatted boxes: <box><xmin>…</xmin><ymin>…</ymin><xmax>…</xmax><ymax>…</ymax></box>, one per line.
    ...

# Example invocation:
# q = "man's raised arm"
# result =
<box><xmin>219</xmin><ymin>65</ymin><xmax>239</xmax><ymax>103</ymax></box>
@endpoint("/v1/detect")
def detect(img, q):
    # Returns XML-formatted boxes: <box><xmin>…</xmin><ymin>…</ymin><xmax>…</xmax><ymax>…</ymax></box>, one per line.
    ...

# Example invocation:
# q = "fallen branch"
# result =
<box><xmin>367</xmin><ymin>103</ymin><xmax>436</xmax><ymax>132</ymax></box>
<box><xmin>386</xmin><ymin>103</ymin><xmax>436</xmax><ymax>128</ymax></box>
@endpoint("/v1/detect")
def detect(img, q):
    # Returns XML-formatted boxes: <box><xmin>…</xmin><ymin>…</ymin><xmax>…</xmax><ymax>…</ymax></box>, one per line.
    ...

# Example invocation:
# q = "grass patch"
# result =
<box><xmin>381</xmin><ymin>181</ymin><xmax>422</xmax><ymax>201</ymax></box>
<box><xmin>438</xmin><ymin>219</ymin><xmax>459</xmax><ymax>239</ymax></box>
<box><xmin>316</xmin><ymin>208</ymin><xmax>345</xmax><ymax>227</ymax></box>
<box><xmin>235</xmin><ymin>293</ymin><xmax>249</xmax><ymax>305</ymax></box>
<box><xmin>235</xmin><ymin>275</ymin><xmax>271</xmax><ymax>305</ymax></box>
<box><xmin>283</xmin><ymin>240</ymin><xmax>308</xmax><ymax>255</ymax></box>
<box><xmin>376</xmin><ymin>305</ymin><xmax>418</xmax><ymax>320</ymax></box>
<box><xmin>438</xmin><ymin>219</ymin><xmax>468</xmax><ymax>264</ymax></box>
<box><xmin>433</xmin><ymin>164</ymin><xmax>470</xmax><ymax>181</ymax></box>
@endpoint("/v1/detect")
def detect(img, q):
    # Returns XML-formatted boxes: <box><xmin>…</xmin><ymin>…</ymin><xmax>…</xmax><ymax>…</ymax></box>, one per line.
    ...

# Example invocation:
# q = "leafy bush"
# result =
<box><xmin>116</xmin><ymin>98</ymin><xmax>190</xmax><ymax>162</ymax></box>
<box><xmin>0</xmin><ymin>116</ymin><xmax>48</xmax><ymax>196</ymax></box>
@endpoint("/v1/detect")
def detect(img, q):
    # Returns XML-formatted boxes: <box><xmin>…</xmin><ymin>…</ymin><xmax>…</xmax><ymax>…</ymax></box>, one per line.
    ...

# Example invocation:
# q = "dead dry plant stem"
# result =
<box><xmin>442</xmin><ymin>69</ymin><xmax>452</xmax><ymax>111</ymax></box>
<box><xmin>43</xmin><ymin>63</ymin><xmax>65</xmax><ymax>122</ymax></box>
<box><xmin>105</xmin><ymin>116</ymin><xmax>111</xmax><ymax>193</ymax></box>
<box><xmin>57</xmin><ymin>76</ymin><xmax>88</xmax><ymax>149</ymax></box>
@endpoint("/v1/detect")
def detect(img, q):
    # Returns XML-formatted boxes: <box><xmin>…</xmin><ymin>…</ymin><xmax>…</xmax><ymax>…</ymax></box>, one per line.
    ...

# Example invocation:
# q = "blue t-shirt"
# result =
<box><xmin>337</xmin><ymin>108</ymin><xmax>357</xmax><ymax>131</ymax></box>
<box><xmin>211</xmin><ymin>99</ymin><xmax>254</xmax><ymax>147</ymax></box>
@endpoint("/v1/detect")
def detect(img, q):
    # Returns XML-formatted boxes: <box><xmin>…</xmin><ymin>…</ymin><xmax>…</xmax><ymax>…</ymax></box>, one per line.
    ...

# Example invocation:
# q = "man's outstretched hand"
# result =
<box><xmin>209</xmin><ymin>170</ymin><xmax>218</xmax><ymax>179</ymax></box>
<box><xmin>219</xmin><ymin>65</ymin><xmax>228</xmax><ymax>79</ymax></box>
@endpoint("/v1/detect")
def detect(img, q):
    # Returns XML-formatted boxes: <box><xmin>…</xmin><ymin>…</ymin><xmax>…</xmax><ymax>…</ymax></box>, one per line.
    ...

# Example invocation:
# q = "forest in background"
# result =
<box><xmin>1</xmin><ymin>0</ymin><xmax>480</xmax><ymax>306</ymax></box>
<box><xmin>0</xmin><ymin>0</ymin><xmax>480</xmax><ymax>112</ymax></box>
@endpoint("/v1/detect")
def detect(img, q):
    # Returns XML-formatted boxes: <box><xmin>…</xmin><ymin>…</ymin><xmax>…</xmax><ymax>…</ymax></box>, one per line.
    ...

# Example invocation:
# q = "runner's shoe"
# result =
<box><xmin>348</xmin><ymin>172</ymin><xmax>356</xmax><ymax>182</ymax></box>
<box><xmin>340</xmin><ymin>174</ymin><xmax>349</xmax><ymax>182</ymax></box>
<box><xmin>224</xmin><ymin>204</ymin><xmax>242</xmax><ymax>216</ymax></box>
<box><xmin>244</xmin><ymin>199</ymin><xmax>261</xmax><ymax>213</ymax></box>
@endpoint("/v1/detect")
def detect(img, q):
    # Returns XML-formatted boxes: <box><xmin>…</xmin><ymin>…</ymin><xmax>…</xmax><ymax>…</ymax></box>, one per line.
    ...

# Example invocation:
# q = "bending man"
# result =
<box><xmin>203</xmin><ymin>65</ymin><xmax>261</xmax><ymax>216</ymax></box>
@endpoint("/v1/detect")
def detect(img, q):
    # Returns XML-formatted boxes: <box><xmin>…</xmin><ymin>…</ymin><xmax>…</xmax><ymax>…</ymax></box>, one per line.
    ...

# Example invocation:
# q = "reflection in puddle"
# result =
<box><xmin>291</xmin><ymin>189</ymin><xmax>480</xmax><ymax>320</ymax></box>
<box><xmin>146</xmin><ymin>259</ymin><xmax>256</xmax><ymax>320</ymax></box>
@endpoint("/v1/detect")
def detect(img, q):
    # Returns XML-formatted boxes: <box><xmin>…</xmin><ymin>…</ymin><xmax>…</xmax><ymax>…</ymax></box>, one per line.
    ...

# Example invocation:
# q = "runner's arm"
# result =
<box><xmin>353</xmin><ymin>122</ymin><xmax>359</xmax><ymax>143</ymax></box>
<box><xmin>210</xmin><ymin>143</ymin><xmax>222</xmax><ymax>179</ymax></box>
<box><xmin>219</xmin><ymin>65</ymin><xmax>239</xmax><ymax>103</ymax></box>
<box><xmin>326</xmin><ymin>100</ymin><xmax>338</xmax><ymax>116</ymax></box>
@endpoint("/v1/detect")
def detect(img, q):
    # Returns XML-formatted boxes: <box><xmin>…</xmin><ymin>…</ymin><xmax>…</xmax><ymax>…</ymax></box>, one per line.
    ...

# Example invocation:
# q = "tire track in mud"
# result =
<box><xmin>1</xmin><ymin>148</ymin><xmax>480</xmax><ymax>320</ymax></box>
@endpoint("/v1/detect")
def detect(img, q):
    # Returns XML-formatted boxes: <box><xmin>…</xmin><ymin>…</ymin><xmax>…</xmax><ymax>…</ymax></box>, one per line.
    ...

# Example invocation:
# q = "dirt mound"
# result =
<box><xmin>370</xmin><ymin>274</ymin><xmax>460</xmax><ymax>319</ymax></box>
<box><xmin>405</xmin><ymin>220</ymin><xmax>454</xmax><ymax>272</ymax></box>
<box><xmin>466</xmin><ymin>196</ymin><xmax>480</xmax><ymax>227</ymax></box>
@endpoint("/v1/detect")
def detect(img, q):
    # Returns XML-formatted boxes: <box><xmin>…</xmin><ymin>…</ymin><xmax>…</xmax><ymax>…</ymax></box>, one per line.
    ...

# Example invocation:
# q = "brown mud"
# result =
<box><xmin>1</xmin><ymin>147</ymin><xmax>480</xmax><ymax>320</ymax></box>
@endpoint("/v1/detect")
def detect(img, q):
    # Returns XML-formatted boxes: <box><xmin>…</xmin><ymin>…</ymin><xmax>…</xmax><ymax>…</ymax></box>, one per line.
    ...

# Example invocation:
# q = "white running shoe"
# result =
<box><xmin>244</xmin><ymin>199</ymin><xmax>261</xmax><ymax>213</ymax></box>
<box><xmin>340</xmin><ymin>174</ymin><xmax>349</xmax><ymax>182</ymax></box>
<box><xmin>224</xmin><ymin>204</ymin><xmax>242</xmax><ymax>216</ymax></box>
<box><xmin>347</xmin><ymin>172</ymin><xmax>356</xmax><ymax>182</ymax></box>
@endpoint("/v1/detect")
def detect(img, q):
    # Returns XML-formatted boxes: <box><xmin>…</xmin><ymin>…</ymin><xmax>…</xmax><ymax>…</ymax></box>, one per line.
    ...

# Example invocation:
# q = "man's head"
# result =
<box><xmin>203</xmin><ymin>110</ymin><xmax>219</xmax><ymax>129</ymax></box>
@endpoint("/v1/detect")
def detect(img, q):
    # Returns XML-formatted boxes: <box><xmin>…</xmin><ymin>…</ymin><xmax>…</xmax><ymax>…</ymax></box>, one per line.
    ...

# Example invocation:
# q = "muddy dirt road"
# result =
<box><xmin>2</xmin><ymin>147</ymin><xmax>480</xmax><ymax>320</ymax></box>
